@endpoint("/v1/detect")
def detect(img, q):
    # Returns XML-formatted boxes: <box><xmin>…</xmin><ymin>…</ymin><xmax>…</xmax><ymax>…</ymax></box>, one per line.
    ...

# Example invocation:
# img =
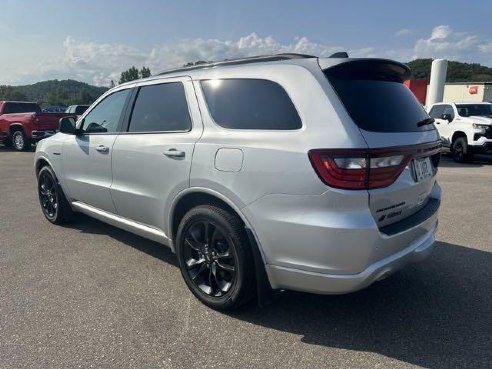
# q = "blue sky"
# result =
<box><xmin>1</xmin><ymin>0</ymin><xmax>491</xmax><ymax>86</ymax></box>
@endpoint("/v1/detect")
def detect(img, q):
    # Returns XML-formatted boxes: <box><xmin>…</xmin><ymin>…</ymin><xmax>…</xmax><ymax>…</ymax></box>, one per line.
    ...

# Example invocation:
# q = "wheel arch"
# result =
<box><xmin>169</xmin><ymin>188</ymin><xmax>274</xmax><ymax>304</ymax></box>
<box><xmin>9</xmin><ymin>123</ymin><xmax>25</xmax><ymax>135</ymax></box>
<box><xmin>451</xmin><ymin>131</ymin><xmax>467</xmax><ymax>144</ymax></box>
<box><xmin>35</xmin><ymin>156</ymin><xmax>56</xmax><ymax>177</ymax></box>
<box><xmin>169</xmin><ymin>188</ymin><xmax>254</xmax><ymax>244</ymax></box>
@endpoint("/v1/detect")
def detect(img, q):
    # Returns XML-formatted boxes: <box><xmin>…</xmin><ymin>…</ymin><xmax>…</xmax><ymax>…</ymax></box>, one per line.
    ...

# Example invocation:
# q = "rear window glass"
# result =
<box><xmin>4</xmin><ymin>103</ymin><xmax>40</xmax><ymax>114</ymax></box>
<box><xmin>325</xmin><ymin>63</ymin><xmax>432</xmax><ymax>132</ymax></box>
<box><xmin>201</xmin><ymin>79</ymin><xmax>301</xmax><ymax>130</ymax></box>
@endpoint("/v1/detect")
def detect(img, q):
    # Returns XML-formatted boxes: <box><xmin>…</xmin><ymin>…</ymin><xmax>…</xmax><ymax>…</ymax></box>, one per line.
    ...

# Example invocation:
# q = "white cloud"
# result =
<box><xmin>12</xmin><ymin>33</ymin><xmax>347</xmax><ymax>86</ymax></box>
<box><xmin>2</xmin><ymin>28</ymin><xmax>492</xmax><ymax>87</ymax></box>
<box><xmin>394</xmin><ymin>28</ymin><xmax>414</xmax><ymax>37</ymax></box>
<box><xmin>413</xmin><ymin>25</ymin><xmax>491</xmax><ymax>63</ymax></box>
<box><xmin>429</xmin><ymin>25</ymin><xmax>452</xmax><ymax>40</ymax></box>
<box><xmin>479</xmin><ymin>42</ymin><xmax>492</xmax><ymax>53</ymax></box>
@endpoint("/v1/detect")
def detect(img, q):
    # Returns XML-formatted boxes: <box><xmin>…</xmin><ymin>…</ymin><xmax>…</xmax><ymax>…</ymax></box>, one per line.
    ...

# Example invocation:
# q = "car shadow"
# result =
<box><xmin>438</xmin><ymin>153</ymin><xmax>492</xmax><ymax>167</ymax></box>
<box><xmin>63</xmin><ymin>215</ymin><xmax>491</xmax><ymax>368</ymax></box>
<box><xmin>231</xmin><ymin>241</ymin><xmax>491</xmax><ymax>368</ymax></box>
<box><xmin>0</xmin><ymin>144</ymin><xmax>35</xmax><ymax>152</ymax></box>
<box><xmin>64</xmin><ymin>214</ymin><xmax>178</xmax><ymax>267</ymax></box>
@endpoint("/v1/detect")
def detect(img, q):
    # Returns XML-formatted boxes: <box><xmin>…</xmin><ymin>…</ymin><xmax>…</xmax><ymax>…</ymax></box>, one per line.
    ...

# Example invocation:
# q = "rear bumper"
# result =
<box><xmin>31</xmin><ymin>129</ymin><xmax>56</xmax><ymax>141</ymax></box>
<box><xmin>244</xmin><ymin>182</ymin><xmax>441</xmax><ymax>294</ymax></box>
<box><xmin>266</xmin><ymin>221</ymin><xmax>437</xmax><ymax>294</ymax></box>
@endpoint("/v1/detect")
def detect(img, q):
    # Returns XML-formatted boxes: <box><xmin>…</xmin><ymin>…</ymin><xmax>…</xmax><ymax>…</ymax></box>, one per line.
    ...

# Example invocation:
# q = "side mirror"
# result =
<box><xmin>441</xmin><ymin>113</ymin><xmax>453</xmax><ymax>122</ymax></box>
<box><xmin>59</xmin><ymin>116</ymin><xmax>76</xmax><ymax>134</ymax></box>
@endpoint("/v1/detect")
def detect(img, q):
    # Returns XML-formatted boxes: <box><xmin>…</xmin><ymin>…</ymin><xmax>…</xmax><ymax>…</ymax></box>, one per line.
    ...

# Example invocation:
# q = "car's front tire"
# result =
<box><xmin>176</xmin><ymin>205</ymin><xmax>255</xmax><ymax>311</ymax></box>
<box><xmin>37</xmin><ymin>166</ymin><xmax>73</xmax><ymax>224</ymax></box>
<box><xmin>451</xmin><ymin>137</ymin><xmax>472</xmax><ymax>163</ymax></box>
<box><xmin>12</xmin><ymin>130</ymin><xmax>31</xmax><ymax>151</ymax></box>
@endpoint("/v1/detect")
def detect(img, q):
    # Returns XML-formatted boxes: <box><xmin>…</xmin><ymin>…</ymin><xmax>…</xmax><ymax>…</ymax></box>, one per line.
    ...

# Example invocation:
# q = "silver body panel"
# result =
<box><xmin>35</xmin><ymin>56</ymin><xmax>440</xmax><ymax>295</ymax></box>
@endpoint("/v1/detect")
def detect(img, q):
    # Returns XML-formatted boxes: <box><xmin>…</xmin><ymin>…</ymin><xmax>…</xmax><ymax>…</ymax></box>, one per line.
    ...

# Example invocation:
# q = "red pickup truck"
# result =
<box><xmin>0</xmin><ymin>101</ymin><xmax>72</xmax><ymax>151</ymax></box>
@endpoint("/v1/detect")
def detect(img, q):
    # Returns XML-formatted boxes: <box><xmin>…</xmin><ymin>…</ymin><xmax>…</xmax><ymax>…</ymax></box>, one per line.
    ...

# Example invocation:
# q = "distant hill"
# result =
<box><xmin>0</xmin><ymin>80</ymin><xmax>108</xmax><ymax>107</ymax></box>
<box><xmin>407</xmin><ymin>59</ymin><xmax>492</xmax><ymax>82</ymax></box>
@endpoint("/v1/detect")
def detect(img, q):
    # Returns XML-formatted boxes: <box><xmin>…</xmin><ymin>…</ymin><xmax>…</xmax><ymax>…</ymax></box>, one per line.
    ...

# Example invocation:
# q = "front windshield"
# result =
<box><xmin>456</xmin><ymin>104</ymin><xmax>492</xmax><ymax>117</ymax></box>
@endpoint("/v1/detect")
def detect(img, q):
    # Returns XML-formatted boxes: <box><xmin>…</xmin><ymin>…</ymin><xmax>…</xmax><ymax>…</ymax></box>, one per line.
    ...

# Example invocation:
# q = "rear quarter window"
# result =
<box><xmin>324</xmin><ymin>61</ymin><xmax>432</xmax><ymax>133</ymax></box>
<box><xmin>200</xmin><ymin>79</ymin><xmax>302</xmax><ymax>130</ymax></box>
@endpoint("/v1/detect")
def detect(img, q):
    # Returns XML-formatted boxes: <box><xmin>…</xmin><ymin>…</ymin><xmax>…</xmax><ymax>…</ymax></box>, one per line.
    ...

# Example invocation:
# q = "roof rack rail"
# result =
<box><xmin>328</xmin><ymin>51</ymin><xmax>349</xmax><ymax>58</ymax></box>
<box><xmin>158</xmin><ymin>53</ymin><xmax>317</xmax><ymax>76</ymax></box>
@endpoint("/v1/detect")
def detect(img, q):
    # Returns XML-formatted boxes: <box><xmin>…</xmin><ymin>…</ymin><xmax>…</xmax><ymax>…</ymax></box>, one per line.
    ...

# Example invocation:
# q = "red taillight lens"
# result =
<box><xmin>308</xmin><ymin>143</ymin><xmax>440</xmax><ymax>190</ymax></box>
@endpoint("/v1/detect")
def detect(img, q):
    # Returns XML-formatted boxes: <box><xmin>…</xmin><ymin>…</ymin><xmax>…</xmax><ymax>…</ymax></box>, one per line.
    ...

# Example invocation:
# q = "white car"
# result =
<box><xmin>428</xmin><ymin>102</ymin><xmax>492</xmax><ymax>162</ymax></box>
<box><xmin>35</xmin><ymin>54</ymin><xmax>441</xmax><ymax>310</ymax></box>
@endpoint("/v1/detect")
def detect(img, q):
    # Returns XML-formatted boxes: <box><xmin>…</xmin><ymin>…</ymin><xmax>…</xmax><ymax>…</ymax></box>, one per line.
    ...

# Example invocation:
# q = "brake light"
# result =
<box><xmin>309</xmin><ymin>143</ymin><xmax>440</xmax><ymax>190</ymax></box>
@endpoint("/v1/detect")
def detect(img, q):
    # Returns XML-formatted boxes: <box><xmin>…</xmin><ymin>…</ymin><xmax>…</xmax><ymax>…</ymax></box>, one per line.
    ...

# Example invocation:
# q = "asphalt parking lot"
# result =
<box><xmin>0</xmin><ymin>147</ymin><xmax>491</xmax><ymax>369</ymax></box>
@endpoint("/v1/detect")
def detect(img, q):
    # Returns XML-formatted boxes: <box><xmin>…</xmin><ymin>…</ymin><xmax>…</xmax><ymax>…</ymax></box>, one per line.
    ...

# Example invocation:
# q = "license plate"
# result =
<box><xmin>413</xmin><ymin>157</ymin><xmax>433</xmax><ymax>182</ymax></box>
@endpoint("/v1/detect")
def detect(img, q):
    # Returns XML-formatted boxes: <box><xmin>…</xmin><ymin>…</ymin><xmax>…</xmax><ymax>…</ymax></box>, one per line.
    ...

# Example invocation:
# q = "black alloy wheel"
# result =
<box><xmin>176</xmin><ymin>205</ymin><xmax>255</xmax><ymax>310</ymax></box>
<box><xmin>183</xmin><ymin>221</ymin><xmax>236</xmax><ymax>297</ymax></box>
<box><xmin>38</xmin><ymin>170</ymin><xmax>58</xmax><ymax>220</ymax></box>
<box><xmin>452</xmin><ymin>137</ymin><xmax>471</xmax><ymax>163</ymax></box>
<box><xmin>37</xmin><ymin>166</ymin><xmax>73</xmax><ymax>224</ymax></box>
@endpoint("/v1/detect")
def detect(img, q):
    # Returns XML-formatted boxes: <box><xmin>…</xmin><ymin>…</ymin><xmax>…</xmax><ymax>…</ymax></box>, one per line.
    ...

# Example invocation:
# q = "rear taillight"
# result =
<box><xmin>309</xmin><ymin>142</ymin><xmax>440</xmax><ymax>190</ymax></box>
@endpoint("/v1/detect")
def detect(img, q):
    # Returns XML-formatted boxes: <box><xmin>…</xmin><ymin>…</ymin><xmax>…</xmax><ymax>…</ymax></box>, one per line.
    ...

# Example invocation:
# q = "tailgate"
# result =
<box><xmin>36</xmin><ymin>113</ymin><xmax>64</xmax><ymax>129</ymax></box>
<box><xmin>323</xmin><ymin>58</ymin><xmax>441</xmax><ymax>229</ymax></box>
<box><xmin>362</xmin><ymin>131</ymin><xmax>441</xmax><ymax>229</ymax></box>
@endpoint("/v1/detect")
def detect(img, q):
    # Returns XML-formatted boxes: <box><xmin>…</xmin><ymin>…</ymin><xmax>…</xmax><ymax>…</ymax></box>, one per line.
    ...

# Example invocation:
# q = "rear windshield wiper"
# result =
<box><xmin>416</xmin><ymin>117</ymin><xmax>435</xmax><ymax>127</ymax></box>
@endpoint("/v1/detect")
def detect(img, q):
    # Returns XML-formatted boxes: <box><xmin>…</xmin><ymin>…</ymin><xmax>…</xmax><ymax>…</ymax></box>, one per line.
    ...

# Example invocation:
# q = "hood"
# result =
<box><xmin>468</xmin><ymin>115</ymin><xmax>492</xmax><ymax>124</ymax></box>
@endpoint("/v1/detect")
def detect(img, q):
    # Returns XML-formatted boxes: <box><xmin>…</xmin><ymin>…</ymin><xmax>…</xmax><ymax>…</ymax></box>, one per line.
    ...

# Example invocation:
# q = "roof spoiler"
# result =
<box><xmin>328</xmin><ymin>52</ymin><xmax>349</xmax><ymax>58</ymax></box>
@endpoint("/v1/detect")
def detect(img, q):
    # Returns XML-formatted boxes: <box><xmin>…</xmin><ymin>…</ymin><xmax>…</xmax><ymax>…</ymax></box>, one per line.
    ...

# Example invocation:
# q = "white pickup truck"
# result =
<box><xmin>427</xmin><ymin>102</ymin><xmax>492</xmax><ymax>162</ymax></box>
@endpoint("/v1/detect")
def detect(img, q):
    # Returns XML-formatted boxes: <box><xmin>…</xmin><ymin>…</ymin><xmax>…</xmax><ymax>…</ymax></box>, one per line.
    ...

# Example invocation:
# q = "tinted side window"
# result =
<box><xmin>429</xmin><ymin>105</ymin><xmax>444</xmax><ymax>119</ymax></box>
<box><xmin>81</xmin><ymin>89</ymin><xmax>130</xmax><ymax>133</ymax></box>
<box><xmin>201</xmin><ymin>79</ymin><xmax>301</xmax><ymax>130</ymax></box>
<box><xmin>75</xmin><ymin>106</ymin><xmax>89</xmax><ymax>115</ymax></box>
<box><xmin>4</xmin><ymin>103</ymin><xmax>40</xmax><ymax>114</ymax></box>
<box><xmin>128</xmin><ymin>83</ymin><xmax>191</xmax><ymax>132</ymax></box>
<box><xmin>442</xmin><ymin>105</ymin><xmax>455</xmax><ymax>120</ymax></box>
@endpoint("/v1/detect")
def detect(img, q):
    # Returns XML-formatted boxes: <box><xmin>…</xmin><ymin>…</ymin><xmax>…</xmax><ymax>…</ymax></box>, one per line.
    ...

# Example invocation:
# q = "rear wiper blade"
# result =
<box><xmin>417</xmin><ymin>117</ymin><xmax>435</xmax><ymax>127</ymax></box>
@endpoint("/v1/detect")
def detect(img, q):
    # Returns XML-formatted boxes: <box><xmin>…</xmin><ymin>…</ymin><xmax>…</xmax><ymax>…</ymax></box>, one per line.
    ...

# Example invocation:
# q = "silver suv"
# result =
<box><xmin>35</xmin><ymin>53</ymin><xmax>441</xmax><ymax>310</ymax></box>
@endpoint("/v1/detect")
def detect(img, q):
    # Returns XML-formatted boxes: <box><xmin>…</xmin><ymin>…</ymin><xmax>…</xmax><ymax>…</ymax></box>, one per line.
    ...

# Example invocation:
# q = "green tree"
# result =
<box><xmin>0</xmin><ymin>85</ymin><xmax>28</xmax><ymax>101</ymax></box>
<box><xmin>118</xmin><ymin>66</ymin><xmax>152</xmax><ymax>83</ymax></box>
<box><xmin>140</xmin><ymin>66</ymin><xmax>151</xmax><ymax>78</ymax></box>
<box><xmin>75</xmin><ymin>89</ymin><xmax>94</xmax><ymax>104</ymax></box>
<box><xmin>407</xmin><ymin>59</ymin><xmax>492</xmax><ymax>82</ymax></box>
<box><xmin>119</xmin><ymin>66</ymin><xmax>140</xmax><ymax>84</ymax></box>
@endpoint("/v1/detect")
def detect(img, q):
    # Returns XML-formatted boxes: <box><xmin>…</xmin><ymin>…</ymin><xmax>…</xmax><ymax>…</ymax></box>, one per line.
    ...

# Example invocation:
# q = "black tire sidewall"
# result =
<box><xmin>176</xmin><ymin>205</ymin><xmax>254</xmax><ymax>310</ymax></box>
<box><xmin>452</xmin><ymin>137</ymin><xmax>470</xmax><ymax>163</ymax></box>
<box><xmin>37</xmin><ymin>166</ymin><xmax>65</xmax><ymax>224</ymax></box>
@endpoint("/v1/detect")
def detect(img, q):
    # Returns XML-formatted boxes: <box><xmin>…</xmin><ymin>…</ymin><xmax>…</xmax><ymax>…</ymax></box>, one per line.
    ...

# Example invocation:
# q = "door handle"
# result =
<box><xmin>163</xmin><ymin>149</ymin><xmax>185</xmax><ymax>158</ymax></box>
<box><xmin>96</xmin><ymin>145</ymin><xmax>109</xmax><ymax>153</ymax></box>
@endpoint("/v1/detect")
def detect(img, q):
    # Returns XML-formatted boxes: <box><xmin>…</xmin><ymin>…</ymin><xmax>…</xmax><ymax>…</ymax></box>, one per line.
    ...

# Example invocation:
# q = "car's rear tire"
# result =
<box><xmin>12</xmin><ymin>130</ymin><xmax>31</xmax><ymax>151</ymax></box>
<box><xmin>176</xmin><ymin>205</ymin><xmax>255</xmax><ymax>311</ymax></box>
<box><xmin>451</xmin><ymin>137</ymin><xmax>472</xmax><ymax>163</ymax></box>
<box><xmin>37</xmin><ymin>166</ymin><xmax>73</xmax><ymax>224</ymax></box>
